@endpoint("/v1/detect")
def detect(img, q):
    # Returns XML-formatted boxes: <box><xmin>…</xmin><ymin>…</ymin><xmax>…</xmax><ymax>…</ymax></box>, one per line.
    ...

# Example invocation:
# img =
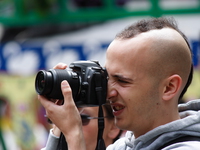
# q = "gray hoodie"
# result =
<box><xmin>107</xmin><ymin>99</ymin><xmax>200</xmax><ymax>150</ymax></box>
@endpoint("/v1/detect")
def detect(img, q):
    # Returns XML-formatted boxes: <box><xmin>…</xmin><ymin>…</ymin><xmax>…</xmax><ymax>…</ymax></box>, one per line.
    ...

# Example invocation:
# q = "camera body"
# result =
<box><xmin>35</xmin><ymin>60</ymin><xmax>107</xmax><ymax>106</ymax></box>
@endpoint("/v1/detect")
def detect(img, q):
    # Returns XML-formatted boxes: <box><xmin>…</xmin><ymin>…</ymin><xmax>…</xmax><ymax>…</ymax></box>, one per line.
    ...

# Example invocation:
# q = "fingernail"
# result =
<box><xmin>60</xmin><ymin>63</ymin><xmax>67</xmax><ymax>69</ymax></box>
<box><xmin>61</xmin><ymin>80</ymin><xmax>68</xmax><ymax>87</ymax></box>
<box><xmin>61</xmin><ymin>64</ymin><xmax>67</xmax><ymax>68</ymax></box>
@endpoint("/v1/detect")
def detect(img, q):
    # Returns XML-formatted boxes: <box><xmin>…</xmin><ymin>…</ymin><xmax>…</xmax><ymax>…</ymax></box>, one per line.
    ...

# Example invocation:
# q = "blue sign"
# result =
<box><xmin>0</xmin><ymin>39</ymin><xmax>199</xmax><ymax>76</ymax></box>
<box><xmin>0</xmin><ymin>40</ymin><xmax>109</xmax><ymax>76</ymax></box>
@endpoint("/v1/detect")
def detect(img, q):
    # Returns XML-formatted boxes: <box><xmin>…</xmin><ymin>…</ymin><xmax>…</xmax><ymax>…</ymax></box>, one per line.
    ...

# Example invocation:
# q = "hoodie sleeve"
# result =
<box><xmin>41</xmin><ymin>129</ymin><xmax>60</xmax><ymax>150</ymax></box>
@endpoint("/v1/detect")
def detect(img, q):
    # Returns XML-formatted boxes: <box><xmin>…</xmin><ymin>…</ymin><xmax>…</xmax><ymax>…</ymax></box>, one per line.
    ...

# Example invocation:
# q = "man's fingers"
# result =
<box><xmin>53</xmin><ymin>63</ymin><xmax>67</xmax><ymax>69</ymax></box>
<box><xmin>61</xmin><ymin>80</ymin><xmax>74</xmax><ymax>105</ymax></box>
<box><xmin>38</xmin><ymin>95</ymin><xmax>56</xmax><ymax>117</ymax></box>
<box><xmin>38</xmin><ymin>95</ymin><xmax>50</xmax><ymax>108</ymax></box>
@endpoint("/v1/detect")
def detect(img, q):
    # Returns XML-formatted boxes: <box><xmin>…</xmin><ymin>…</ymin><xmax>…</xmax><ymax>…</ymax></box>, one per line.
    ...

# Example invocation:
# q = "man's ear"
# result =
<box><xmin>108</xmin><ymin>122</ymin><xmax>121</xmax><ymax>140</ymax></box>
<box><xmin>162</xmin><ymin>74</ymin><xmax>182</xmax><ymax>101</ymax></box>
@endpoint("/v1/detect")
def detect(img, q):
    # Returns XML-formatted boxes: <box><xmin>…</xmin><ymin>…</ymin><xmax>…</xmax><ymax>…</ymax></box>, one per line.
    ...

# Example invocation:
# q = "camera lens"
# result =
<box><xmin>37</xmin><ymin>73</ymin><xmax>45</xmax><ymax>92</ymax></box>
<box><xmin>35</xmin><ymin>71</ymin><xmax>53</xmax><ymax>95</ymax></box>
<box><xmin>35</xmin><ymin>69</ymin><xmax>80</xmax><ymax>100</ymax></box>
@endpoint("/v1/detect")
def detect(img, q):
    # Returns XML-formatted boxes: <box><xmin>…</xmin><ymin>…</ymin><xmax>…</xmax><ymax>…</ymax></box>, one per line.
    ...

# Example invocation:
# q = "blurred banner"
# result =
<box><xmin>0</xmin><ymin>39</ymin><xmax>199</xmax><ymax>74</ymax></box>
<box><xmin>0</xmin><ymin>40</ymin><xmax>109</xmax><ymax>76</ymax></box>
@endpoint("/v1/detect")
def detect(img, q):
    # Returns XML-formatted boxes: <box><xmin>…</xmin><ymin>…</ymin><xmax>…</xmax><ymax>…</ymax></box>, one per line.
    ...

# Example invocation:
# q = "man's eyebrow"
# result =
<box><xmin>112</xmin><ymin>74</ymin><xmax>133</xmax><ymax>82</ymax></box>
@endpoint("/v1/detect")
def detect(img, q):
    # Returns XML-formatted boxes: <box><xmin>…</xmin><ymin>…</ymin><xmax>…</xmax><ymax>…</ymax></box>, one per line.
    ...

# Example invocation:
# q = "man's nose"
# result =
<box><xmin>107</xmin><ymin>81</ymin><xmax>118</xmax><ymax>101</ymax></box>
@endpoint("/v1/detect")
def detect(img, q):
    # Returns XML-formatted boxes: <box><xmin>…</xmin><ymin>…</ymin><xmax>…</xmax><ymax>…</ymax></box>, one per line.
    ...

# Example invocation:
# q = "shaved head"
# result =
<box><xmin>113</xmin><ymin>17</ymin><xmax>193</xmax><ymax>100</ymax></box>
<box><xmin>139</xmin><ymin>28</ymin><xmax>191</xmax><ymax>88</ymax></box>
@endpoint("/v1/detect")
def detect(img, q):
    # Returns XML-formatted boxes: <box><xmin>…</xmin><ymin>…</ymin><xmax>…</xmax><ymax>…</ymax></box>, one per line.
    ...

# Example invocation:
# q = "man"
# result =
<box><xmin>39</xmin><ymin>17</ymin><xmax>200</xmax><ymax>149</ymax></box>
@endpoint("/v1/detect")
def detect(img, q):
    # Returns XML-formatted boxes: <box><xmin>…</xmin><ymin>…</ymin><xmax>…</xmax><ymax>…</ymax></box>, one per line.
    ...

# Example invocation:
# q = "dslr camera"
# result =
<box><xmin>35</xmin><ymin>60</ymin><xmax>107</xmax><ymax>106</ymax></box>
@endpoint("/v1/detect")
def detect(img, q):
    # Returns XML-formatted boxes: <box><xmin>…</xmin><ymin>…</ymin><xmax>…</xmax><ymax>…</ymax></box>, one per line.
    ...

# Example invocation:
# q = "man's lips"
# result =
<box><xmin>110</xmin><ymin>103</ymin><xmax>125</xmax><ymax>116</ymax></box>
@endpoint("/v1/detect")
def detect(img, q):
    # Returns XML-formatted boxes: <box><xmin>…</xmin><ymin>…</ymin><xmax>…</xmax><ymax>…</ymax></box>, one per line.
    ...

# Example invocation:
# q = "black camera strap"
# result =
<box><xmin>56</xmin><ymin>133</ymin><xmax>67</xmax><ymax>150</ymax></box>
<box><xmin>95</xmin><ymin>106</ymin><xmax>106</xmax><ymax>150</ymax></box>
<box><xmin>94</xmin><ymin>72</ymin><xmax>106</xmax><ymax>150</ymax></box>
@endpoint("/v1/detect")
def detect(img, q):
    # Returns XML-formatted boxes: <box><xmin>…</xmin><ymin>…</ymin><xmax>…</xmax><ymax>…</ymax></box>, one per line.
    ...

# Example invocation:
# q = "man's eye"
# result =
<box><xmin>118</xmin><ymin>79</ymin><xmax>128</xmax><ymax>83</ymax></box>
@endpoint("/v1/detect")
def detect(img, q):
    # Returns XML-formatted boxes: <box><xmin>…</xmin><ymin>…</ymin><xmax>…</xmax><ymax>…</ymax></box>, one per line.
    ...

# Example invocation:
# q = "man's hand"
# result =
<box><xmin>38</xmin><ymin>62</ymin><xmax>86</xmax><ymax>150</ymax></box>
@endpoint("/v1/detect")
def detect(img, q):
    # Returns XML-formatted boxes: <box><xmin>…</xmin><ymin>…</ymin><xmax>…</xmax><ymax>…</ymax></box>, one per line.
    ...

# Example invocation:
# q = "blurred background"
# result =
<box><xmin>0</xmin><ymin>0</ymin><xmax>200</xmax><ymax>149</ymax></box>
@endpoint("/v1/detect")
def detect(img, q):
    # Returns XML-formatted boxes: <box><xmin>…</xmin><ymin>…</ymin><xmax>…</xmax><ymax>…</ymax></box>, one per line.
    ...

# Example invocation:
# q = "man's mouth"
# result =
<box><xmin>111</xmin><ymin>104</ymin><xmax>125</xmax><ymax>112</ymax></box>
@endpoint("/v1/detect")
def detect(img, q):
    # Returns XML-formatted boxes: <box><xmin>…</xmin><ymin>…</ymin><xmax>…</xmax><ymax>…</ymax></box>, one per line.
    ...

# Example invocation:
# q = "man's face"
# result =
<box><xmin>105</xmin><ymin>37</ymin><xmax>161</xmax><ymax>137</ymax></box>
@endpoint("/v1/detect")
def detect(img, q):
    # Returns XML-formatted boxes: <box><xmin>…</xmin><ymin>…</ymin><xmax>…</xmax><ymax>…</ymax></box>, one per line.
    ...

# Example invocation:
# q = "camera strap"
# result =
<box><xmin>56</xmin><ymin>133</ymin><xmax>68</xmax><ymax>150</ymax></box>
<box><xmin>95</xmin><ymin>106</ymin><xmax>106</xmax><ymax>150</ymax></box>
<box><xmin>94</xmin><ymin>72</ymin><xmax>106</xmax><ymax>150</ymax></box>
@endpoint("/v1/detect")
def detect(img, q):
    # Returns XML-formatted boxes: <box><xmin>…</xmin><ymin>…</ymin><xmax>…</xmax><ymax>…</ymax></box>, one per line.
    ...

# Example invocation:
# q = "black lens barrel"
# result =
<box><xmin>35</xmin><ymin>69</ymin><xmax>80</xmax><ymax>100</ymax></box>
<box><xmin>35</xmin><ymin>70</ymin><xmax>53</xmax><ymax>95</ymax></box>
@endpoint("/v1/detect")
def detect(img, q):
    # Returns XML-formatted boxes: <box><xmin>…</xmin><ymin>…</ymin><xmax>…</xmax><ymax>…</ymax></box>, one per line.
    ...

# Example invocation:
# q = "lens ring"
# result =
<box><xmin>35</xmin><ymin>71</ymin><xmax>45</xmax><ymax>94</ymax></box>
<box><xmin>37</xmin><ymin>72</ymin><xmax>45</xmax><ymax>92</ymax></box>
<box><xmin>35</xmin><ymin>70</ymin><xmax>53</xmax><ymax>95</ymax></box>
